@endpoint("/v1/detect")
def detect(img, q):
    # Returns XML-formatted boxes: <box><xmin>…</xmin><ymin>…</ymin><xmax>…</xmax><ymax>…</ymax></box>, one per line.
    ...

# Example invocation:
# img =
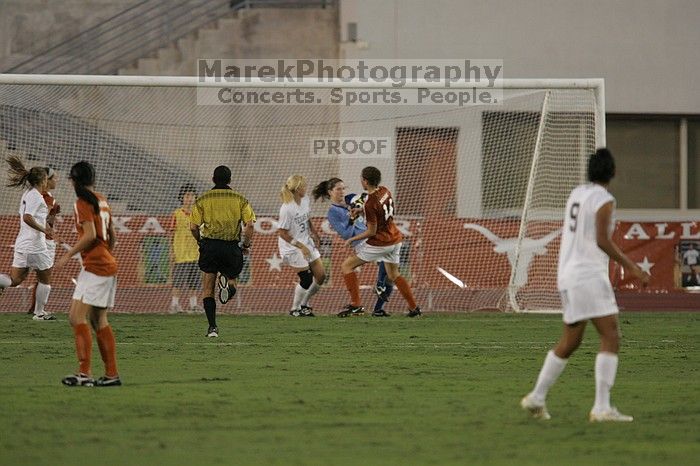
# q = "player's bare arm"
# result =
<box><xmin>108</xmin><ymin>220</ymin><xmax>117</xmax><ymax>251</ymax></box>
<box><xmin>55</xmin><ymin>220</ymin><xmax>96</xmax><ymax>269</ymax></box>
<box><xmin>278</xmin><ymin>228</ymin><xmax>311</xmax><ymax>257</ymax></box>
<box><xmin>346</xmin><ymin>221</ymin><xmax>376</xmax><ymax>247</ymax></box>
<box><xmin>189</xmin><ymin>221</ymin><xmax>201</xmax><ymax>243</ymax></box>
<box><xmin>595</xmin><ymin>201</ymin><xmax>650</xmax><ymax>285</ymax></box>
<box><xmin>22</xmin><ymin>213</ymin><xmax>53</xmax><ymax>238</ymax></box>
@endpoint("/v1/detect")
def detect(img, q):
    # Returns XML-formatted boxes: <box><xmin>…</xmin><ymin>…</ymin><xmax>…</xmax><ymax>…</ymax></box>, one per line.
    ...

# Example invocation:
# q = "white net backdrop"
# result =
<box><xmin>0</xmin><ymin>77</ymin><xmax>600</xmax><ymax>313</ymax></box>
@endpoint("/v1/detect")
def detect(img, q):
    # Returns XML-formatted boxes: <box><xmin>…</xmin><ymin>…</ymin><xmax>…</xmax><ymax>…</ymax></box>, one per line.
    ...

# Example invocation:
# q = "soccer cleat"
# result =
<box><xmin>218</xmin><ymin>278</ymin><xmax>236</xmax><ymax>305</ymax></box>
<box><xmin>374</xmin><ymin>284</ymin><xmax>390</xmax><ymax>302</ymax></box>
<box><xmin>300</xmin><ymin>305</ymin><xmax>315</xmax><ymax>317</ymax></box>
<box><xmin>520</xmin><ymin>393</ymin><xmax>551</xmax><ymax>420</ymax></box>
<box><xmin>371</xmin><ymin>309</ymin><xmax>390</xmax><ymax>317</ymax></box>
<box><xmin>406</xmin><ymin>307</ymin><xmax>422</xmax><ymax>318</ymax></box>
<box><xmin>32</xmin><ymin>313</ymin><xmax>57</xmax><ymax>321</ymax></box>
<box><xmin>289</xmin><ymin>309</ymin><xmax>303</xmax><ymax>317</ymax></box>
<box><xmin>337</xmin><ymin>304</ymin><xmax>365</xmax><ymax>318</ymax></box>
<box><xmin>95</xmin><ymin>376</ymin><xmax>122</xmax><ymax>387</ymax></box>
<box><xmin>206</xmin><ymin>326</ymin><xmax>219</xmax><ymax>338</ymax></box>
<box><xmin>62</xmin><ymin>373</ymin><xmax>95</xmax><ymax>387</ymax></box>
<box><xmin>589</xmin><ymin>407</ymin><xmax>633</xmax><ymax>422</ymax></box>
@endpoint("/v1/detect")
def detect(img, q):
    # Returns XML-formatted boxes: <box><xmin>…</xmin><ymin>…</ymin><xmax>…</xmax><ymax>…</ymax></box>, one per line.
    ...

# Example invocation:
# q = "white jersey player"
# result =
<box><xmin>521</xmin><ymin>148</ymin><xmax>650</xmax><ymax>423</ymax></box>
<box><xmin>277</xmin><ymin>175</ymin><xmax>326</xmax><ymax>317</ymax></box>
<box><xmin>0</xmin><ymin>157</ymin><xmax>56</xmax><ymax>320</ymax></box>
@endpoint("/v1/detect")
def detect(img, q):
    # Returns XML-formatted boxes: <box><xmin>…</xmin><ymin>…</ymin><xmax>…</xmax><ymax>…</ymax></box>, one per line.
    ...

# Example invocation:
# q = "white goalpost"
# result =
<box><xmin>0</xmin><ymin>74</ymin><xmax>604</xmax><ymax>314</ymax></box>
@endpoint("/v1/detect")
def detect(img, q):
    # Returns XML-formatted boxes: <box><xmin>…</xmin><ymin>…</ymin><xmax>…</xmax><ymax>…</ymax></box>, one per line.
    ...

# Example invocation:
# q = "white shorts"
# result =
<box><xmin>12</xmin><ymin>249</ymin><xmax>54</xmax><ymax>271</ymax></box>
<box><xmin>72</xmin><ymin>269</ymin><xmax>117</xmax><ymax>309</ymax></box>
<box><xmin>559</xmin><ymin>276</ymin><xmax>618</xmax><ymax>324</ymax></box>
<box><xmin>281</xmin><ymin>245</ymin><xmax>321</xmax><ymax>269</ymax></box>
<box><xmin>46</xmin><ymin>241</ymin><xmax>56</xmax><ymax>263</ymax></box>
<box><xmin>357</xmin><ymin>242</ymin><xmax>401</xmax><ymax>264</ymax></box>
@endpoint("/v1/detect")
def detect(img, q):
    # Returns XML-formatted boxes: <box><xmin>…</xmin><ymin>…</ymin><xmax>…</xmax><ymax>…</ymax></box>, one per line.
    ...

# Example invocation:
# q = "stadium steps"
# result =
<box><xmin>0</xmin><ymin>100</ymin><xmax>199</xmax><ymax>214</ymax></box>
<box><xmin>117</xmin><ymin>4</ymin><xmax>338</xmax><ymax>76</ymax></box>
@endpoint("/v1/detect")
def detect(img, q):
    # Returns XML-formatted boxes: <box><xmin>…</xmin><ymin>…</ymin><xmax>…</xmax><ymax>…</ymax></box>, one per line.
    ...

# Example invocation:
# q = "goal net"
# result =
<box><xmin>0</xmin><ymin>76</ymin><xmax>602</xmax><ymax>314</ymax></box>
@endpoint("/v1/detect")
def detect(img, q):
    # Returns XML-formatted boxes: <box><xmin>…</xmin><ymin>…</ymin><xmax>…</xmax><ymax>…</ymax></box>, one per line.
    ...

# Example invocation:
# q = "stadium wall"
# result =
<box><xmin>0</xmin><ymin>0</ymin><xmax>140</xmax><ymax>70</ymax></box>
<box><xmin>339</xmin><ymin>0</ymin><xmax>700</xmax><ymax>115</ymax></box>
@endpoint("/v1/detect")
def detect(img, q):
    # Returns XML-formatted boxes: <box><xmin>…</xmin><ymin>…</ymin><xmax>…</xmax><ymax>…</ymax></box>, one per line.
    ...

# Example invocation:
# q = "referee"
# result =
<box><xmin>190</xmin><ymin>165</ymin><xmax>255</xmax><ymax>338</ymax></box>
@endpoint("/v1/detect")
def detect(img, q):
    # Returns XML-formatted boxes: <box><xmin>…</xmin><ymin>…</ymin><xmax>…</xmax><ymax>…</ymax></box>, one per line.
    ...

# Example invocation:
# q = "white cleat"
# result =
<box><xmin>521</xmin><ymin>393</ymin><xmax>551</xmax><ymax>420</ymax></box>
<box><xmin>589</xmin><ymin>407</ymin><xmax>633</xmax><ymax>422</ymax></box>
<box><xmin>33</xmin><ymin>313</ymin><xmax>57</xmax><ymax>321</ymax></box>
<box><xmin>169</xmin><ymin>303</ymin><xmax>183</xmax><ymax>314</ymax></box>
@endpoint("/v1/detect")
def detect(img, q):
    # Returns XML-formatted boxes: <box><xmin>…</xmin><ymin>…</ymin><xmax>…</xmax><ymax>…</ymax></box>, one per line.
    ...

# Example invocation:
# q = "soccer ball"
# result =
<box><xmin>345</xmin><ymin>192</ymin><xmax>367</xmax><ymax>209</ymax></box>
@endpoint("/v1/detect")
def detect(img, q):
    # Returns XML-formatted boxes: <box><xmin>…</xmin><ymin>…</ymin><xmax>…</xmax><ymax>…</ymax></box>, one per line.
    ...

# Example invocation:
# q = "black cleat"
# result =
<box><xmin>371</xmin><ymin>309</ymin><xmax>390</xmax><ymax>317</ymax></box>
<box><xmin>62</xmin><ymin>373</ymin><xmax>95</xmax><ymax>387</ymax></box>
<box><xmin>374</xmin><ymin>284</ymin><xmax>390</xmax><ymax>303</ymax></box>
<box><xmin>406</xmin><ymin>307</ymin><xmax>422</xmax><ymax>318</ymax></box>
<box><xmin>300</xmin><ymin>305</ymin><xmax>315</xmax><ymax>317</ymax></box>
<box><xmin>218</xmin><ymin>274</ymin><xmax>236</xmax><ymax>304</ymax></box>
<box><xmin>289</xmin><ymin>309</ymin><xmax>303</xmax><ymax>317</ymax></box>
<box><xmin>95</xmin><ymin>376</ymin><xmax>122</xmax><ymax>387</ymax></box>
<box><xmin>206</xmin><ymin>326</ymin><xmax>219</xmax><ymax>338</ymax></box>
<box><xmin>338</xmin><ymin>304</ymin><xmax>365</xmax><ymax>318</ymax></box>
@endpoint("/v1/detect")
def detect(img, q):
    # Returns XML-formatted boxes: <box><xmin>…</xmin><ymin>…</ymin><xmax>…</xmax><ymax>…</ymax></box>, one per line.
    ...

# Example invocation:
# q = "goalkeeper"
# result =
<box><xmin>312</xmin><ymin>178</ymin><xmax>393</xmax><ymax>317</ymax></box>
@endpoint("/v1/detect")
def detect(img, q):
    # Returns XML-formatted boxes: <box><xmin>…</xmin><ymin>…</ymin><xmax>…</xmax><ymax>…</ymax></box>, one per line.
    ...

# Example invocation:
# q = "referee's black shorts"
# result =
<box><xmin>198</xmin><ymin>238</ymin><xmax>243</xmax><ymax>278</ymax></box>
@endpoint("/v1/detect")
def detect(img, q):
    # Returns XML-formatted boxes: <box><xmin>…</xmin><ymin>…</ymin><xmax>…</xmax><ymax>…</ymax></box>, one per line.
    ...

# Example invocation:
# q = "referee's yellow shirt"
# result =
<box><xmin>190</xmin><ymin>188</ymin><xmax>256</xmax><ymax>241</ymax></box>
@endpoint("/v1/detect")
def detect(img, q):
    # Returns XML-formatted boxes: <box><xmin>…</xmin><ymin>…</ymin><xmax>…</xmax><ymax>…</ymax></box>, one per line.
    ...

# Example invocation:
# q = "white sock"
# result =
<box><xmin>34</xmin><ymin>283</ymin><xmax>51</xmax><ymax>315</ymax></box>
<box><xmin>189</xmin><ymin>295</ymin><xmax>198</xmax><ymax>308</ymax></box>
<box><xmin>593</xmin><ymin>352</ymin><xmax>618</xmax><ymax>413</ymax></box>
<box><xmin>292</xmin><ymin>284</ymin><xmax>307</xmax><ymax>311</ymax></box>
<box><xmin>531</xmin><ymin>350</ymin><xmax>568</xmax><ymax>402</ymax></box>
<box><xmin>300</xmin><ymin>281</ymin><xmax>321</xmax><ymax>307</ymax></box>
<box><xmin>0</xmin><ymin>274</ymin><xmax>11</xmax><ymax>288</ymax></box>
<box><xmin>171</xmin><ymin>296</ymin><xmax>180</xmax><ymax>307</ymax></box>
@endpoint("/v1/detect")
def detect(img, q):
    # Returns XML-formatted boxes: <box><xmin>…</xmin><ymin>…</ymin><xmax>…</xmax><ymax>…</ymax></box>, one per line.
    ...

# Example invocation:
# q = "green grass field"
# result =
<box><xmin>1</xmin><ymin>312</ymin><xmax>698</xmax><ymax>466</ymax></box>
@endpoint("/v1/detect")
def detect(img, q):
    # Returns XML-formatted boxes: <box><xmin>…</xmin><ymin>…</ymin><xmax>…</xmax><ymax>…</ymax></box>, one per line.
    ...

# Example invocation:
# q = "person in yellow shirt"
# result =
<box><xmin>170</xmin><ymin>184</ymin><xmax>201</xmax><ymax>314</ymax></box>
<box><xmin>190</xmin><ymin>166</ymin><xmax>255</xmax><ymax>338</ymax></box>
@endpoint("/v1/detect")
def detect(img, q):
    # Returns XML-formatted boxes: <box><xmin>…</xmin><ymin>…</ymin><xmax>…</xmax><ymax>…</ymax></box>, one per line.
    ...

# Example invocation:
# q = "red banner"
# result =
<box><xmin>1</xmin><ymin>216</ymin><xmax>698</xmax><ymax>312</ymax></box>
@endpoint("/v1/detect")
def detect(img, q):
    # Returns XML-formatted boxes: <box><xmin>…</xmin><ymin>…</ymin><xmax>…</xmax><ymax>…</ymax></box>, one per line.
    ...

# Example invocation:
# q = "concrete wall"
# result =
<box><xmin>0</xmin><ymin>0</ymin><xmax>140</xmax><ymax>69</ymax></box>
<box><xmin>340</xmin><ymin>0</ymin><xmax>700</xmax><ymax>114</ymax></box>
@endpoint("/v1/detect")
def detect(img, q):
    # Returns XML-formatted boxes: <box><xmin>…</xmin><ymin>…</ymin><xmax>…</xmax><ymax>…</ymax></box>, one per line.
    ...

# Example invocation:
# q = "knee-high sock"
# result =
<box><xmin>531</xmin><ymin>350</ymin><xmax>568</xmax><ymax>402</ymax></box>
<box><xmin>300</xmin><ymin>281</ymin><xmax>321</xmax><ymax>307</ymax></box>
<box><xmin>393</xmin><ymin>276</ymin><xmax>417</xmax><ymax>309</ymax></box>
<box><xmin>203</xmin><ymin>297</ymin><xmax>216</xmax><ymax>327</ymax></box>
<box><xmin>73</xmin><ymin>323</ymin><xmax>92</xmax><ymax>376</ymax></box>
<box><xmin>0</xmin><ymin>274</ymin><xmax>11</xmax><ymax>288</ymax></box>
<box><xmin>593</xmin><ymin>352</ymin><xmax>618</xmax><ymax>413</ymax></box>
<box><xmin>34</xmin><ymin>283</ymin><xmax>51</xmax><ymax>315</ymax></box>
<box><xmin>96</xmin><ymin>325</ymin><xmax>119</xmax><ymax>378</ymax></box>
<box><xmin>343</xmin><ymin>273</ymin><xmax>361</xmax><ymax>307</ymax></box>
<box><xmin>292</xmin><ymin>284</ymin><xmax>307</xmax><ymax>311</ymax></box>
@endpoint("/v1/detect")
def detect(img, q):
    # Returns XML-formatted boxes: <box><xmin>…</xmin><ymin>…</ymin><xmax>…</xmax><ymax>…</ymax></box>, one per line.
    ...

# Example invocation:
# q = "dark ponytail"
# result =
<box><xmin>312</xmin><ymin>177</ymin><xmax>342</xmax><ymax>201</ymax></box>
<box><xmin>6</xmin><ymin>155</ymin><xmax>47</xmax><ymax>189</ymax></box>
<box><xmin>70</xmin><ymin>161</ymin><xmax>100</xmax><ymax>214</ymax></box>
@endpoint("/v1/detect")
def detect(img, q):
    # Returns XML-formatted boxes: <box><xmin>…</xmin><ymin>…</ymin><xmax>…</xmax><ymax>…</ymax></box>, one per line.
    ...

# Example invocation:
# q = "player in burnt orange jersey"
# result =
<box><xmin>338</xmin><ymin>166</ymin><xmax>421</xmax><ymax>318</ymax></box>
<box><xmin>55</xmin><ymin>161</ymin><xmax>121</xmax><ymax>387</ymax></box>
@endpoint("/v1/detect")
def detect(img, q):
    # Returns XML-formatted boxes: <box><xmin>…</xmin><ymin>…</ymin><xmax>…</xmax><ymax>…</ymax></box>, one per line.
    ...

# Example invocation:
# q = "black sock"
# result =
<box><xmin>203</xmin><ymin>297</ymin><xmax>216</xmax><ymax>327</ymax></box>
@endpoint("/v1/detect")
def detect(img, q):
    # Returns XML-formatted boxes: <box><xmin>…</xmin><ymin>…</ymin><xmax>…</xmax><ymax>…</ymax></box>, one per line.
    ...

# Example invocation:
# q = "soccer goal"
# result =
<box><xmin>0</xmin><ymin>74</ymin><xmax>604</xmax><ymax>314</ymax></box>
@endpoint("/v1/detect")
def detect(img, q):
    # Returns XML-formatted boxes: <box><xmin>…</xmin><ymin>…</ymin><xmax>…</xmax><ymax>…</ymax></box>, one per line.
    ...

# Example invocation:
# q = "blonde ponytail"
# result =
<box><xmin>280</xmin><ymin>174</ymin><xmax>306</xmax><ymax>204</ymax></box>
